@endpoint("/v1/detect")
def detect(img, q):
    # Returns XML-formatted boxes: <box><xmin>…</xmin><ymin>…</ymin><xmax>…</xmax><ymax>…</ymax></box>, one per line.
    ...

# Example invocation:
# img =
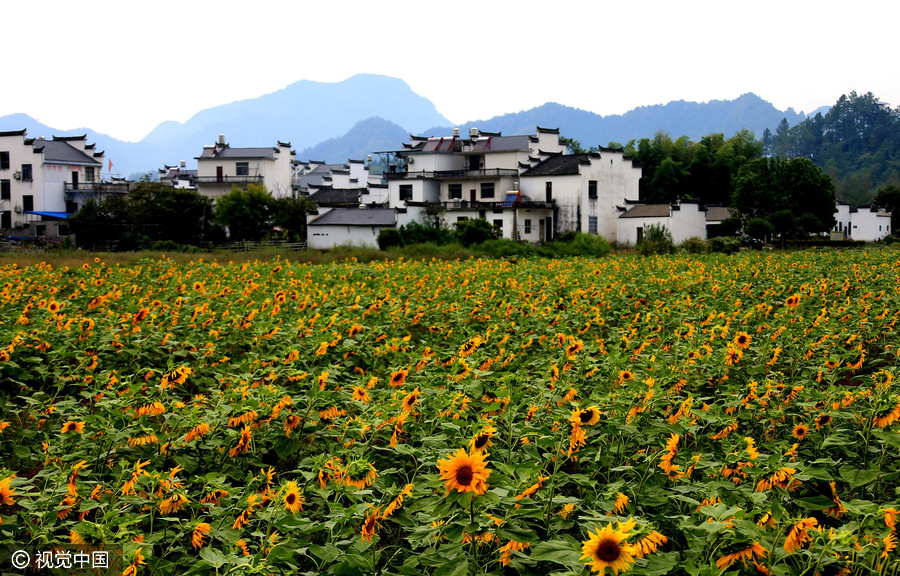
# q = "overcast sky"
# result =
<box><xmin>4</xmin><ymin>0</ymin><xmax>896</xmax><ymax>142</ymax></box>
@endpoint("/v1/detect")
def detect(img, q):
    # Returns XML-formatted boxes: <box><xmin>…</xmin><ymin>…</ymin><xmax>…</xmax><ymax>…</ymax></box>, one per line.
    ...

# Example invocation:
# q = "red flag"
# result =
<box><xmin>108</xmin><ymin>159</ymin><xmax>113</xmax><ymax>172</ymax></box>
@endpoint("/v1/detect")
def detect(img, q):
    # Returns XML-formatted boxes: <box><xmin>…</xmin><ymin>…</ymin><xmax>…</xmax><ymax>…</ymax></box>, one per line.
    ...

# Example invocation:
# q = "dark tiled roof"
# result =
<box><xmin>470</xmin><ymin>135</ymin><xmax>531</xmax><ymax>153</ymax></box>
<box><xmin>309</xmin><ymin>208</ymin><xmax>396</xmax><ymax>227</ymax></box>
<box><xmin>197</xmin><ymin>144</ymin><xmax>281</xmax><ymax>160</ymax></box>
<box><xmin>310</xmin><ymin>187</ymin><xmax>361</xmax><ymax>207</ymax></box>
<box><xmin>705</xmin><ymin>206</ymin><xmax>734</xmax><ymax>222</ymax></box>
<box><xmin>31</xmin><ymin>139</ymin><xmax>101</xmax><ymax>166</ymax></box>
<box><xmin>520</xmin><ymin>154</ymin><xmax>594</xmax><ymax>177</ymax></box>
<box><xmin>620</xmin><ymin>204</ymin><xmax>672</xmax><ymax>218</ymax></box>
<box><xmin>0</xmin><ymin>129</ymin><xmax>27</xmax><ymax>137</ymax></box>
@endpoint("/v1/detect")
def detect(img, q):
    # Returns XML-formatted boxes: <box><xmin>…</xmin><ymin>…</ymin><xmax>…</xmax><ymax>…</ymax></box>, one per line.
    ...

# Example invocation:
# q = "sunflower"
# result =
<box><xmin>47</xmin><ymin>300</ymin><xmax>60</xmax><ymax>314</ymax></box>
<box><xmin>390</xmin><ymin>369</ymin><xmax>409</xmax><ymax>387</ymax></box>
<box><xmin>716</xmin><ymin>542</ymin><xmax>767</xmax><ymax>569</ymax></box>
<box><xmin>566</xmin><ymin>340</ymin><xmax>584</xmax><ymax>356</ymax></box>
<box><xmin>619</xmin><ymin>370</ymin><xmax>635</xmax><ymax>383</ymax></box>
<box><xmin>469</xmin><ymin>425</ymin><xmax>497</xmax><ymax>453</ymax></box>
<box><xmin>61</xmin><ymin>421</ymin><xmax>85</xmax><ymax>434</ymax></box>
<box><xmin>0</xmin><ymin>476</ymin><xmax>17</xmax><ymax>506</ymax></box>
<box><xmin>783</xmin><ymin>517</ymin><xmax>817</xmax><ymax>553</ymax></box>
<box><xmin>815</xmin><ymin>414</ymin><xmax>832</xmax><ymax>430</ymax></box>
<box><xmin>792</xmin><ymin>424</ymin><xmax>809</xmax><ymax>440</ymax></box>
<box><xmin>580</xmin><ymin>519</ymin><xmax>637</xmax><ymax>575</ymax></box>
<box><xmin>192</xmin><ymin>522</ymin><xmax>211</xmax><ymax>550</ymax></box>
<box><xmin>351</xmin><ymin>386</ymin><xmax>371</xmax><ymax>403</ymax></box>
<box><xmin>282</xmin><ymin>481</ymin><xmax>304</xmax><ymax>513</ymax></box>
<box><xmin>573</xmin><ymin>406</ymin><xmax>601</xmax><ymax>426</ymax></box>
<box><xmin>785</xmin><ymin>294</ymin><xmax>801</xmax><ymax>309</ymax></box>
<box><xmin>733</xmin><ymin>332</ymin><xmax>752</xmax><ymax>350</ymax></box>
<box><xmin>436</xmin><ymin>449</ymin><xmax>491</xmax><ymax>496</ymax></box>
<box><xmin>343</xmin><ymin>459</ymin><xmax>378</xmax><ymax>490</ymax></box>
<box><xmin>361</xmin><ymin>506</ymin><xmax>382</xmax><ymax>543</ymax></box>
<box><xmin>400</xmin><ymin>387</ymin><xmax>421</xmax><ymax>412</ymax></box>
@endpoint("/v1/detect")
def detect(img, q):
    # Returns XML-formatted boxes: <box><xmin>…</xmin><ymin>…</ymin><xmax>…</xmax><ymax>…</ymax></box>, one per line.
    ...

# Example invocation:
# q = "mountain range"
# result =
<box><xmin>0</xmin><ymin>74</ymin><xmax>827</xmax><ymax>177</ymax></box>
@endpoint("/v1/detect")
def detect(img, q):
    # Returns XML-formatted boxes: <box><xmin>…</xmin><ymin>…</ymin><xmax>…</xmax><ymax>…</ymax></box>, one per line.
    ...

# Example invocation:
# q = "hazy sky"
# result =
<box><xmin>4</xmin><ymin>0</ymin><xmax>896</xmax><ymax>142</ymax></box>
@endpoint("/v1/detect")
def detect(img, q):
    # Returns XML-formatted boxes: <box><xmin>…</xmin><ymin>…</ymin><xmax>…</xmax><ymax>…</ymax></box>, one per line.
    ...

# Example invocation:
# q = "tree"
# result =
<box><xmin>731</xmin><ymin>156</ymin><xmax>836</xmax><ymax>239</ymax></box>
<box><xmin>214</xmin><ymin>184</ymin><xmax>275</xmax><ymax>241</ymax></box>
<box><xmin>68</xmin><ymin>179</ymin><xmax>218</xmax><ymax>250</ymax></box>
<box><xmin>874</xmin><ymin>183</ymin><xmax>900</xmax><ymax>232</ymax></box>
<box><xmin>272</xmin><ymin>195</ymin><xmax>315</xmax><ymax>241</ymax></box>
<box><xmin>454</xmin><ymin>219</ymin><xmax>500</xmax><ymax>247</ymax></box>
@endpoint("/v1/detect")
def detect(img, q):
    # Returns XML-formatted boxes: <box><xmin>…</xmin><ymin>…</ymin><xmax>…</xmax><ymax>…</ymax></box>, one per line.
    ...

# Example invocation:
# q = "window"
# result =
<box><xmin>85</xmin><ymin>167</ymin><xmax>95</xmax><ymax>182</ymax></box>
<box><xmin>493</xmin><ymin>219</ymin><xmax>503</xmax><ymax>230</ymax></box>
<box><xmin>545</xmin><ymin>181</ymin><xmax>552</xmax><ymax>202</ymax></box>
<box><xmin>57</xmin><ymin>224</ymin><xmax>70</xmax><ymax>236</ymax></box>
<box><xmin>236</xmin><ymin>162</ymin><xmax>249</xmax><ymax>176</ymax></box>
<box><xmin>0</xmin><ymin>152</ymin><xmax>9</xmax><ymax>170</ymax></box>
<box><xmin>35</xmin><ymin>225</ymin><xmax>46</xmax><ymax>237</ymax></box>
<box><xmin>480</xmin><ymin>182</ymin><xmax>495</xmax><ymax>199</ymax></box>
<box><xmin>21</xmin><ymin>164</ymin><xmax>32</xmax><ymax>181</ymax></box>
<box><xmin>457</xmin><ymin>216</ymin><xmax>468</xmax><ymax>222</ymax></box>
<box><xmin>449</xmin><ymin>183</ymin><xmax>462</xmax><ymax>199</ymax></box>
<box><xmin>588</xmin><ymin>216</ymin><xmax>598</xmax><ymax>234</ymax></box>
<box><xmin>588</xmin><ymin>180</ymin><xmax>598</xmax><ymax>199</ymax></box>
<box><xmin>524</xmin><ymin>219</ymin><xmax>532</xmax><ymax>234</ymax></box>
<box><xmin>0</xmin><ymin>180</ymin><xmax>9</xmax><ymax>200</ymax></box>
<box><xmin>23</xmin><ymin>195</ymin><xmax>33</xmax><ymax>212</ymax></box>
<box><xmin>399</xmin><ymin>185</ymin><xmax>413</xmax><ymax>201</ymax></box>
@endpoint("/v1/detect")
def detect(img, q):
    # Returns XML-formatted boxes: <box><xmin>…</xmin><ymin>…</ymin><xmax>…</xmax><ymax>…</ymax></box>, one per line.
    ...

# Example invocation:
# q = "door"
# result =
<box><xmin>71</xmin><ymin>171</ymin><xmax>79</xmax><ymax>189</ymax></box>
<box><xmin>636</xmin><ymin>227</ymin><xmax>644</xmax><ymax>244</ymax></box>
<box><xmin>216</xmin><ymin>166</ymin><xmax>224</xmax><ymax>183</ymax></box>
<box><xmin>469</xmin><ymin>189</ymin><xmax>476</xmax><ymax>205</ymax></box>
<box><xmin>545</xmin><ymin>217</ymin><xmax>553</xmax><ymax>241</ymax></box>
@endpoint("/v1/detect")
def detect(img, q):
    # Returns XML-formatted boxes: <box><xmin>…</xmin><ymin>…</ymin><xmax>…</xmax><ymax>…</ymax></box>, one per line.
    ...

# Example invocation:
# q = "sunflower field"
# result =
<box><xmin>1</xmin><ymin>249</ymin><xmax>900</xmax><ymax>576</ymax></box>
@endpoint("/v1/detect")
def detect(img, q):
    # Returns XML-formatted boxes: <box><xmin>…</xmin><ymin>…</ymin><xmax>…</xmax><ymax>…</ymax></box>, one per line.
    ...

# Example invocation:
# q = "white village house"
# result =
<box><xmin>0</xmin><ymin>130</ymin><xmax>126</xmax><ymax>236</ymax></box>
<box><xmin>195</xmin><ymin>135</ymin><xmax>294</xmax><ymax>199</ymax></box>
<box><xmin>379</xmin><ymin>127</ymin><xmax>642</xmax><ymax>244</ymax></box>
<box><xmin>833</xmin><ymin>203</ymin><xmax>891</xmax><ymax>241</ymax></box>
<box><xmin>616</xmin><ymin>202</ymin><xmax>707</xmax><ymax>246</ymax></box>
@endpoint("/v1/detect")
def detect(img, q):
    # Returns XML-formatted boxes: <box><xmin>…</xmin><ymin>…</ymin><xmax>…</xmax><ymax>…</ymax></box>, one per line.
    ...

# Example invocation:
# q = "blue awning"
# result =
<box><xmin>25</xmin><ymin>211</ymin><xmax>69</xmax><ymax>219</ymax></box>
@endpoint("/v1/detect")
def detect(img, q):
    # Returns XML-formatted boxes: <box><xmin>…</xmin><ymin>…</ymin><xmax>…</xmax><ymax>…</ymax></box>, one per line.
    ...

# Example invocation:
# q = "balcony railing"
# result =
<box><xmin>384</xmin><ymin>168</ymin><xmax>520</xmax><ymax>181</ymax></box>
<box><xmin>195</xmin><ymin>175</ymin><xmax>264</xmax><ymax>185</ymax></box>
<box><xmin>433</xmin><ymin>200</ymin><xmax>555</xmax><ymax>211</ymax></box>
<box><xmin>64</xmin><ymin>182</ymin><xmax>131</xmax><ymax>194</ymax></box>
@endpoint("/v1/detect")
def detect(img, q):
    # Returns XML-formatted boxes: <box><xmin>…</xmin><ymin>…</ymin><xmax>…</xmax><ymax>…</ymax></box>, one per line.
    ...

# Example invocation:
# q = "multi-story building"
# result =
<box><xmin>194</xmin><ymin>135</ymin><xmax>294</xmax><ymax>199</ymax></box>
<box><xmin>0</xmin><ymin>130</ymin><xmax>120</xmax><ymax>233</ymax></box>
<box><xmin>834</xmin><ymin>203</ymin><xmax>892</xmax><ymax>241</ymax></box>
<box><xmin>381</xmin><ymin>127</ymin><xmax>642</xmax><ymax>243</ymax></box>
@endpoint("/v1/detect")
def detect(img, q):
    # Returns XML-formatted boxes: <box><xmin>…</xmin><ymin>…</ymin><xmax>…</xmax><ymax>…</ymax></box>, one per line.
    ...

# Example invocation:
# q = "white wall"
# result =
<box><xmin>308</xmin><ymin>225</ymin><xmax>386</xmax><ymax>249</ymax></box>
<box><xmin>617</xmin><ymin>204</ymin><xmax>706</xmax><ymax>246</ymax></box>
<box><xmin>850</xmin><ymin>207</ymin><xmax>891</xmax><ymax>241</ymax></box>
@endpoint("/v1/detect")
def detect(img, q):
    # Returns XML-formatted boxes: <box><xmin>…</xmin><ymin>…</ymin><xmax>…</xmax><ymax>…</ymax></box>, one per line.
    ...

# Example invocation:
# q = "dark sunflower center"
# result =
<box><xmin>596</xmin><ymin>540</ymin><xmax>621</xmax><ymax>562</ymax></box>
<box><xmin>456</xmin><ymin>465</ymin><xmax>474</xmax><ymax>486</ymax></box>
<box><xmin>579</xmin><ymin>410</ymin><xmax>593</xmax><ymax>424</ymax></box>
<box><xmin>474</xmin><ymin>435</ymin><xmax>489</xmax><ymax>449</ymax></box>
<box><xmin>286</xmin><ymin>493</ymin><xmax>296</xmax><ymax>505</ymax></box>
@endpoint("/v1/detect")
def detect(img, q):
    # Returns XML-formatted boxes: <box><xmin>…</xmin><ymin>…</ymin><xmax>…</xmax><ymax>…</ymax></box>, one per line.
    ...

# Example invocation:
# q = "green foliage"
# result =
<box><xmin>745</xmin><ymin>217</ymin><xmax>775</xmax><ymax>241</ymax></box>
<box><xmin>764</xmin><ymin>91</ymin><xmax>900</xmax><ymax>201</ymax></box>
<box><xmin>68</xmin><ymin>180</ymin><xmax>220</xmax><ymax>250</ymax></box>
<box><xmin>214</xmin><ymin>184</ymin><xmax>276</xmax><ymax>242</ymax></box>
<box><xmin>707</xmin><ymin>236</ymin><xmax>741</xmax><ymax>254</ymax></box>
<box><xmin>623</xmin><ymin>130</ymin><xmax>763</xmax><ymax>205</ymax></box>
<box><xmin>272</xmin><ymin>195</ymin><xmax>316</xmax><ymax>241</ymax></box>
<box><xmin>538</xmin><ymin>232</ymin><xmax>612</xmax><ymax>257</ymax></box>
<box><xmin>637</xmin><ymin>223</ymin><xmax>674</xmax><ymax>255</ymax></box>
<box><xmin>680</xmin><ymin>236</ymin><xmax>708</xmax><ymax>254</ymax></box>
<box><xmin>732</xmin><ymin>156</ymin><xmax>836</xmax><ymax>236</ymax></box>
<box><xmin>452</xmin><ymin>219</ymin><xmax>500</xmax><ymax>247</ymax></box>
<box><xmin>377</xmin><ymin>222</ymin><xmax>456</xmax><ymax>250</ymax></box>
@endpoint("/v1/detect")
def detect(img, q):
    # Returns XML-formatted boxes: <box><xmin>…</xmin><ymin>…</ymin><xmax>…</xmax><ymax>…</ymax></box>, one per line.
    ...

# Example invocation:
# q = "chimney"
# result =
<box><xmin>218</xmin><ymin>134</ymin><xmax>225</xmax><ymax>145</ymax></box>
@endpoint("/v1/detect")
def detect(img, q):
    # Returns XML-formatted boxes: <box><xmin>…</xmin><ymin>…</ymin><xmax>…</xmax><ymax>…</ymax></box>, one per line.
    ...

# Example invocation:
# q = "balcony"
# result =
<box><xmin>65</xmin><ymin>181</ymin><xmax>131</xmax><ymax>196</ymax></box>
<box><xmin>432</xmin><ymin>200</ymin><xmax>555</xmax><ymax>211</ymax></box>
<box><xmin>383</xmin><ymin>168</ymin><xmax>519</xmax><ymax>181</ymax></box>
<box><xmin>195</xmin><ymin>175</ymin><xmax>264</xmax><ymax>185</ymax></box>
